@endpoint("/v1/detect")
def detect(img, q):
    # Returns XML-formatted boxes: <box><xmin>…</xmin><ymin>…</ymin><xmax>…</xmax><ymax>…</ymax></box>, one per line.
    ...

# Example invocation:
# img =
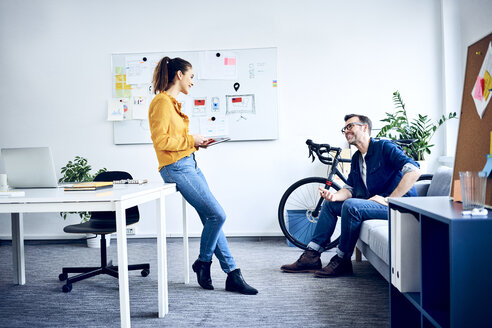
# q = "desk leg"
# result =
<box><xmin>182</xmin><ymin>196</ymin><xmax>189</xmax><ymax>284</ymax></box>
<box><xmin>11</xmin><ymin>213</ymin><xmax>25</xmax><ymax>285</ymax></box>
<box><xmin>157</xmin><ymin>192</ymin><xmax>169</xmax><ymax>317</ymax></box>
<box><xmin>115</xmin><ymin>202</ymin><xmax>131</xmax><ymax>328</ymax></box>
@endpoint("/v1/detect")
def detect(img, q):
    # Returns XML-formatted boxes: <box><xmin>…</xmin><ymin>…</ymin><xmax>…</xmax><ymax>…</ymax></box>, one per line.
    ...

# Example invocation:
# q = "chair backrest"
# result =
<box><xmin>426</xmin><ymin>166</ymin><xmax>453</xmax><ymax>196</ymax></box>
<box><xmin>90</xmin><ymin>171</ymin><xmax>139</xmax><ymax>226</ymax></box>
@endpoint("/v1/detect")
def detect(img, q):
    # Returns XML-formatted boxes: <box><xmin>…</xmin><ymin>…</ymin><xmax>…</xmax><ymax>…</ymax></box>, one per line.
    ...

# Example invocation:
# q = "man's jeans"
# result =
<box><xmin>160</xmin><ymin>154</ymin><xmax>236</xmax><ymax>273</ymax></box>
<box><xmin>307</xmin><ymin>198</ymin><xmax>388</xmax><ymax>259</ymax></box>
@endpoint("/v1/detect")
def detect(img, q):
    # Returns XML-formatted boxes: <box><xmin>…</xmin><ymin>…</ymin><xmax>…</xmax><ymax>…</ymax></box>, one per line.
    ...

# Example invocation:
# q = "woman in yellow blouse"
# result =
<box><xmin>149</xmin><ymin>57</ymin><xmax>257</xmax><ymax>295</ymax></box>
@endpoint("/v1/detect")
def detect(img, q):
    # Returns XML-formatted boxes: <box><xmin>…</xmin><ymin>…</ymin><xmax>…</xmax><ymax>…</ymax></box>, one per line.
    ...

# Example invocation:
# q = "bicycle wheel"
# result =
<box><xmin>278</xmin><ymin>177</ymin><xmax>341</xmax><ymax>250</ymax></box>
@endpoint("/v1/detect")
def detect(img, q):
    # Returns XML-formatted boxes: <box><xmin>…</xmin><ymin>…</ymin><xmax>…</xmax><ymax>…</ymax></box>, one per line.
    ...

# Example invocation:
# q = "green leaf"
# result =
<box><xmin>377</xmin><ymin>90</ymin><xmax>458</xmax><ymax>160</ymax></box>
<box><xmin>59</xmin><ymin>156</ymin><xmax>105</xmax><ymax>222</ymax></box>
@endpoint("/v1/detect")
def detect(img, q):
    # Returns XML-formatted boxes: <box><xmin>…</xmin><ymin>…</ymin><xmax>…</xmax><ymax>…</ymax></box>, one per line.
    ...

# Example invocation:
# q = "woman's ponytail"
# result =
<box><xmin>152</xmin><ymin>56</ymin><xmax>192</xmax><ymax>94</ymax></box>
<box><xmin>152</xmin><ymin>56</ymin><xmax>170</xmax><ymax>94</ymax></box>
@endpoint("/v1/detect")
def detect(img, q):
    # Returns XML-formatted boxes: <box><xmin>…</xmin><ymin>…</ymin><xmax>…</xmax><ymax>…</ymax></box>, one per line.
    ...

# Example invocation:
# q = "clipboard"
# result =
<box><xmin>206</xmin><ymin>137</ymin><xmax>231</xmax><ymax>146</ymax></box>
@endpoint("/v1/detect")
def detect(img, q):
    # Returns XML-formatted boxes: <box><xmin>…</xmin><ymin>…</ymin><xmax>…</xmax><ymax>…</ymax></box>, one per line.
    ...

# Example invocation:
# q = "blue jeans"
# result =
<box><xmin>307</xmin><ymin>198</ymin><xmax>388</xmax><ymax>259</ymax></box>
<box><xmin>160</xmin><ymin>154</ymin><xmax>236</xmax><ymax>273</ymax></box>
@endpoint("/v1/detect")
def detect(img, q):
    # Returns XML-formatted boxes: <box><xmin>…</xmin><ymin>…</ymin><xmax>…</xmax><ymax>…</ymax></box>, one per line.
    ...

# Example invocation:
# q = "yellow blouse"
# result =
<box><xmin>148</xmin><ymin>92</ymin><xmax>196</xmax><ymax>170</ymax></box>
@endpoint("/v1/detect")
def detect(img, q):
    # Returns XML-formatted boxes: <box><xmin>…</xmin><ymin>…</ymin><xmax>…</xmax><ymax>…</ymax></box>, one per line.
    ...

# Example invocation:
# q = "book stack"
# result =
<box><xmin>64</xmin><ymin>182</ymin><xmax>113</xmax><ymax>191</ymax></box>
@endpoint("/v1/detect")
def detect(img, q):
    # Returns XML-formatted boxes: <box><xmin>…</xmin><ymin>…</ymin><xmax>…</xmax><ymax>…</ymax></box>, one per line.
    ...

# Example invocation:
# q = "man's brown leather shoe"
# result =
<box><xmin>313</xmin><ymin>254</ymin><xmax>353</xmax><ymax>278</ymax></box>
<box><xmin>280</xmin><ymin>249</ymin><xmax>322</xmax><ymax>273</ymax></box>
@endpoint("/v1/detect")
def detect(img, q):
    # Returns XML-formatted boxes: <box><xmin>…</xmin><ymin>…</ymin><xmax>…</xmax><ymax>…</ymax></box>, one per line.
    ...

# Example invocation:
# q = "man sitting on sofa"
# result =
<box><xmin>281</xmin><ymin>114</ymin><xmax>421</xmax><ymax>277</ymax></box>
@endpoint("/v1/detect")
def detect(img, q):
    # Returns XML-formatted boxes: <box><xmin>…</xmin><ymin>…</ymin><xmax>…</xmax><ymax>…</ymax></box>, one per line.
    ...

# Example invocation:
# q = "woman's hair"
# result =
<box><xmin>152</xmin><ymin>57</ymin><xmax>192</xmax><ymax>94</ymax></box>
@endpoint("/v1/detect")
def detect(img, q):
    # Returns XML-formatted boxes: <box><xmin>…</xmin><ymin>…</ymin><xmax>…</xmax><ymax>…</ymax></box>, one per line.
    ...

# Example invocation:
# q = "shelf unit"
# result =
<box><xmin>388</xmin><ymin>197</ymin><xmax>492</xmax><ymax>327</ymax></box>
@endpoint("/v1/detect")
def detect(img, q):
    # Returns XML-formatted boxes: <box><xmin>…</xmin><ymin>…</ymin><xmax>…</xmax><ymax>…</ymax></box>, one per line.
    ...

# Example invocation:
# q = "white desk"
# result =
<box><xmin>0</xmin><ymin>182</ymin><xmax>177</xmax><ymax>328</ymax></box>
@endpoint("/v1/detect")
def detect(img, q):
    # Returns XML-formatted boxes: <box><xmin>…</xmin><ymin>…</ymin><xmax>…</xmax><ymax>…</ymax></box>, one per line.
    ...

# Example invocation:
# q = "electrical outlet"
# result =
<box><xmin>126</xmin><ymin>227</ymin><xmax>136</xmax><ymax>235</ymax></box>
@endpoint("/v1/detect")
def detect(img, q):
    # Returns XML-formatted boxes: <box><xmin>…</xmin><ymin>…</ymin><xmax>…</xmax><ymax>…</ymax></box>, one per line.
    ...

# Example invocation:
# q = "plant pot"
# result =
<box><xmin>86</xmin><ymin>233</ymin><xmax>111</xmax><ymax>248</ymax></box>
<box><xmin>417</xmin><ymin>160</ymin><xmax>428</xmax><ymax>174</ymax></box>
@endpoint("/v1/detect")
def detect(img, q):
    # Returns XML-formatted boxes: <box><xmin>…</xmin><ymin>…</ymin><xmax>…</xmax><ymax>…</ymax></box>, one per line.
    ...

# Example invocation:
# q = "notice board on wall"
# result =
<box><xmin>452</xmin><ymin>33</ymin><xmax>492</xmax><ymax>207</ymax></box>
<box><xmin>110</xmin><ymin>47</ymin><xmax>278</xmax><ymax>144</ymax></box>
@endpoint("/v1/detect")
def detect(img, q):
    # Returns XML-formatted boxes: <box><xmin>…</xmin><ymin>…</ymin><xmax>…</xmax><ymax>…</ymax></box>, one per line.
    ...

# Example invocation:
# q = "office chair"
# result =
<box><xmin>58</xmin><ymin>171</ymin><xmax>149</xmax><ymax>293</ymax></box>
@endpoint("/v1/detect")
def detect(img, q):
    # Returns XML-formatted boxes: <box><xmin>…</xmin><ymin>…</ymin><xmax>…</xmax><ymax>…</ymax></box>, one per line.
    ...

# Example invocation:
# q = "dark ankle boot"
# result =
<box><xmin>225</xmin><ymin>269</ymin><xmax>258</xmax><ymax>295</ymax></box>
<box><xmin>280</xmin><ymin>249</ymin><xmax>322</xmax><ymax>273</ymax></box>
<box><xmin>192</xmin><ymin>259</ymin><xmax>213</xmax><ymax>290</ymax></box>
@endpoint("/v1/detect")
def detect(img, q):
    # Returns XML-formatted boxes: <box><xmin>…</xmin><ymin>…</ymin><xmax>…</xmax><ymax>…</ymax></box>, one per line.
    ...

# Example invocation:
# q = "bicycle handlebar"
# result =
<box><xmin>306</xmin><ymin>139</ymin><xmax>348</xmax><ymax>165</ymax></box>
<box><xmin>305</xmin><ymin>138</ymin><xmax>417</xmax><ymax>165</ymax></box>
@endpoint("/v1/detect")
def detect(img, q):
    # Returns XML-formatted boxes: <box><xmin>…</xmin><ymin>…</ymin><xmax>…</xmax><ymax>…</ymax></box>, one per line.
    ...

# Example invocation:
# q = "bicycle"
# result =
<box><xmin>278</xmin><ymin>138</ymin><xmax>418</xmax><ymax>250</ymax></box>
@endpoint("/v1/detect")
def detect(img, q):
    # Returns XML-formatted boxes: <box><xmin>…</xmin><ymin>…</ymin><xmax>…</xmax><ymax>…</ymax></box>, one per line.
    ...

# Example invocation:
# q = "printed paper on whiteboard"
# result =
<box><xmin>199</xmin><ymin>116</ymin><xmax>228</xmax><ymax>137</ymax></box>
<box><xmin>107</xmin><ymin>99</ymin><xmax>128</xmax><ymax>121</ymax></box>
<box><xmin>471</xmin><ymin>42</ymin><xmax>492</xmax><ymax>118</ymax></box>
<box><xmin>225</xmin><ymin>94</ymin><xmax>256</xmax><ymax>114</ymax></box>
<box><xmin>131</xmin><ymin>96</ymin><xmax>148</xmax><ymax>120</ymax></box>
<box><xmin>125</xmin><ymin>55</ymin><xmax>153</xmax><ymax>85</ymax></box>
<box><xmin>198</xmin><ymin>51</ymin><xmax>237</xmax><ymax>80</ymax></box>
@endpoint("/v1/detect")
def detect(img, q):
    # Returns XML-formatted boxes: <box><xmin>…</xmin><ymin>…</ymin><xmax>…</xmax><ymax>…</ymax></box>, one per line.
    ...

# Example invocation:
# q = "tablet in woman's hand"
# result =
<box><xmin>206</xmin><ymin>137</ymin><xmax>231</xmax><ymax>146</ymax></box>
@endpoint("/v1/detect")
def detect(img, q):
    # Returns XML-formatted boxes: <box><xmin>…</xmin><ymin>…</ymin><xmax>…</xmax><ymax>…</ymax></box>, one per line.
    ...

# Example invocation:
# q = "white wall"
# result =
<box><xmin>440</xmin><ymin>0</ymin><xmax>492</xmax><ymax>160</ymax></box>
<box><xmin>0</xmin><ymin>0</ymin><xmax>489</xmax><ymax>239</ymax></box>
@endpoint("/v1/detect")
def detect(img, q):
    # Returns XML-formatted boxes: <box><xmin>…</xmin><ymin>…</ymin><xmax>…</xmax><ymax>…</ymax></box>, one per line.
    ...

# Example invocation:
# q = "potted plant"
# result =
<box><xmin>59</xmin><ymin>156</ymin><xmax>107</xmax><ymax>247</ymax></box>
<box><xmin>376</xmin><ymin>91</ymin><xmax>457</xmax><ymax>171</ymax></box>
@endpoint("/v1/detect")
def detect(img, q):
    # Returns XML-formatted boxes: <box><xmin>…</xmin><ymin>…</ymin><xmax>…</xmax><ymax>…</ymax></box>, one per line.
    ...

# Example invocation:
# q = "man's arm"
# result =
<box><xmin>389</xmin><ymin>169</ymin><xmax>421</xmax><ymax>198</ymax></box>
<box><xmin>370</xmin><ymin>169</ymin><xmax>421</xmax><ymax>205</ymax></box>
<box><xmin>319</xmin><ymin>187</ymin><xmax>352</xmax><ymax>202</ymax></box>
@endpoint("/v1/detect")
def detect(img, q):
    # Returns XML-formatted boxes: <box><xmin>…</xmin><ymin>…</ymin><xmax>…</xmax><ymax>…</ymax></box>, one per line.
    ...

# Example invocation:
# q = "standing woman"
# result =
<box><xmin>148</xmin><ymin>57</ymin><xmax>257</xmax><ymax>295</ymax></box>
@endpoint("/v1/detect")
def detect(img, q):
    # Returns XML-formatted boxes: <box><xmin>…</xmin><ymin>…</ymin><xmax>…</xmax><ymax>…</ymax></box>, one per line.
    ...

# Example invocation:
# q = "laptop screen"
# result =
<box><xmin>1</xmin><ymin>147</ymin><xmax>58</xmax><ymax>188</ymax></box>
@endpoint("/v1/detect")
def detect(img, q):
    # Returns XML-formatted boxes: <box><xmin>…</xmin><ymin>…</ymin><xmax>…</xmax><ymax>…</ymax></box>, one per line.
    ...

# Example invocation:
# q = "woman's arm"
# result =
<box><xmin>149</xmin><ymin>98</ymin><xmax>195</xmax><ymax>151</ymax></box>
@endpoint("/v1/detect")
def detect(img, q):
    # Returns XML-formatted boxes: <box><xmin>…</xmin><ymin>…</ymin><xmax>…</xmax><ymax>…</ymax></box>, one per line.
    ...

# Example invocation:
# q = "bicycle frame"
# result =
<box><xmin>309</xmin><ymin>143</ymin><xmax>351</xmax><ymax>217</ymax></box>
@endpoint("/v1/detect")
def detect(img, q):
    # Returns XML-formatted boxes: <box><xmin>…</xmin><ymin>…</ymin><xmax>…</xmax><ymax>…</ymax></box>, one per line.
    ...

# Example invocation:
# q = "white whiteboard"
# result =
<box><xmin>111</xmin><ymin>47</ymin><xmax>278</xmax><ymax>144</ymax></box>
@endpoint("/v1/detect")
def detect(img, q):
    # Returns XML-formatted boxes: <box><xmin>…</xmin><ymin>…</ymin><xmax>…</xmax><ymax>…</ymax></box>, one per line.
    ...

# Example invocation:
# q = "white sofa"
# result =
<box><xmin>355</xmin><ymin>166</ymin><xmax>453</xmax><ymax>281</ymax></box>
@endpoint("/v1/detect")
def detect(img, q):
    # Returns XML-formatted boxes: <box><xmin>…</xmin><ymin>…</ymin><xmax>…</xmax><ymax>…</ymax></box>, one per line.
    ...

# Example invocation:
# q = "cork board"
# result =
<box><xmin>452</xmin><ymin>33</ymin><xmax>492</xmax><ymax>206</ymax></box>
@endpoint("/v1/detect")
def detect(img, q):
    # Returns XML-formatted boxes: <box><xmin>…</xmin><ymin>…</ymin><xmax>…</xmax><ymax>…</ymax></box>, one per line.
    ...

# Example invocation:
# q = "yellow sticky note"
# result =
<box><xmin>115</xmin><ymin>83</ymin><xmax>123</xmax><ymax>90</ymax></box>
<box><xmin>115</xmin><ymin>75</ymin><xmax>124</xmax><ymax>83</ymax></box>
<box><xmin>124</xmin><ymin>83</ymin><xmax>132</xmax><ymax>90</ymax></box>
<box><xmin>115</xmin><ymin>66</ymin><xmax>123</xmax><ymax>74</ymax></box>
<box><xmin>484</xmin><ymin>70</ymin><xmax>491</xmax><ymax>101</ymax></box>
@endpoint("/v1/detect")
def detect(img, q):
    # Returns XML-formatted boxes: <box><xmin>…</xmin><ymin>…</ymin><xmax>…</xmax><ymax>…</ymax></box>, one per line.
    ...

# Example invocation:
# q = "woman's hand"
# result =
<box><xmin>193</xmin><ymin>135</ymin><xmax>211</xmax><ymax>148</ymax></box>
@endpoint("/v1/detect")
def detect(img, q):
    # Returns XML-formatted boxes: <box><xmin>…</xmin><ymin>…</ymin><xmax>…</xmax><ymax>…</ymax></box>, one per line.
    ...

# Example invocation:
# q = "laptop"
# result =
<box><xmin>1</xmin><ymin>147</ymin><xmax>58</xmax><ymax>188</ymax></box>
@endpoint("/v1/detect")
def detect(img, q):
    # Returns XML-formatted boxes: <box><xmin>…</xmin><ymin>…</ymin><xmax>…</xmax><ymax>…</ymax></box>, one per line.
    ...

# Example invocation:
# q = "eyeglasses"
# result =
<box><xmin>341</xmin><ymin>122</ymin><xmax>365</xmax><ymax>134</ymax></box>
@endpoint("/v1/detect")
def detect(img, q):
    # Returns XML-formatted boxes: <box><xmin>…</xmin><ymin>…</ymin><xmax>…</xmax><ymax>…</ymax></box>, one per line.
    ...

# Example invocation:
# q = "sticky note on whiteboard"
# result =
<box><xmin>224</xmin><ymin>57</ymin><xmax>236</xmax><ymax>65</ymax></box>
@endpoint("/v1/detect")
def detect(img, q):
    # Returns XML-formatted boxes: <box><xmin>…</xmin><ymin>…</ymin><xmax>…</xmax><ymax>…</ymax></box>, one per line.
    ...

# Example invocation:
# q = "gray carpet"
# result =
<box><xmin>0</xmin><ymin>237</ymin><xmax>389</xmax><ymax>327</ymax></box>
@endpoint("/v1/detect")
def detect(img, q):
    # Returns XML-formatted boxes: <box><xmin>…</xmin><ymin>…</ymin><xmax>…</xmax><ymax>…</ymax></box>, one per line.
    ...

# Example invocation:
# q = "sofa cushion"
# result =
<box><xmin>427</xmin><ymin>166</ymin><xmax>453</xmax><ymax>196</ymax></box>
<box><xmin>367</xmin><ymin>225</ymin><xmax>389</xmax><ymax>265</ymax></box>
<box><xmin>358</xmin><ymin>219</ymin><xmax>388</xmax><ymax>245</ymax></box>
<box><xmin>414</xmin><ymin>181</ymin><xmax>430</xmax><ymax>196</ymax></box>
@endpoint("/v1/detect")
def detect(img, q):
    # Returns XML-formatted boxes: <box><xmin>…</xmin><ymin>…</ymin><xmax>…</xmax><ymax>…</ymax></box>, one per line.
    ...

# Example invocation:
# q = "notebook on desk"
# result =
<box><xmin>64</xmin><ymin>181</ymin><xmax>113</xmax><ymax>191</ymax></box>
<box><xmin>1</xmin><ymin>147</ymin><xmax>59</xmax><ymax>188</ymax></box>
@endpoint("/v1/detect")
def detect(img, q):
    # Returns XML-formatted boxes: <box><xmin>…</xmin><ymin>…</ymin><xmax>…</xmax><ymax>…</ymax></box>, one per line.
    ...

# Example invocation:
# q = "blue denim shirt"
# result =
<box><xmin>345</xmin><ymin>138</ymin><xmax>418</xmax><ymax>199</ymax></box>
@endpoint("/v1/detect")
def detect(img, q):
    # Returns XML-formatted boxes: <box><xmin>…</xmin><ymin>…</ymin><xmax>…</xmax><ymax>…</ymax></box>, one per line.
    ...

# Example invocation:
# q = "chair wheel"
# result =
<box><xmin>62</xmin><ymin>284</ymin><xmax>72</xmax><ymax>293</ymax></box>
<box><xmin>141</xmin><ymin>269</ymin><xmax>150</xmax><ymax>277</ymax></box>
<box><xmin>59</xmin><ymin>273</ymin><xmax>68</xmax><ymax>281</ymax></box>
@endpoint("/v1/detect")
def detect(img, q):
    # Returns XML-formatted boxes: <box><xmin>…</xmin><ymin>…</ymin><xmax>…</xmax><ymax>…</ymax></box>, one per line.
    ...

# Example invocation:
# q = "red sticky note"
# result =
<box><xmin>232</xmin><ymin>97</ymin><xmax>242</xmax><ymax>103</ymax></box>
<box><xmin>194</xmin><ymin>99</ymin><xmax>205</xmax><ymax>106</ymax></box>
<box><xmin>473</xmin><ymin>76</ymin><xmax>484</xmax><ymax>101</ymax></box>
<box><xmin>224</xmin><ymin>57</ymin><xmax>236</xmax><ymax>65</ymax></box>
